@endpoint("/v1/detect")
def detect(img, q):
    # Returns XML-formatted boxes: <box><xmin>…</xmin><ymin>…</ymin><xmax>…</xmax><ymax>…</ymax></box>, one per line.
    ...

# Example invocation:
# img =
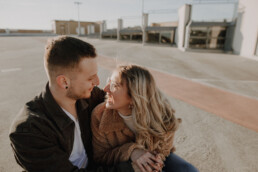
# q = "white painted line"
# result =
<box><xmin>1</xmin><ymin>68</ymin><xmax>22</xmax><ymax>73</ymax></box>
<box><xmin>191</xmin><ymin>78</ymin><xmax>258</xmax><ymax>83</ymax></box>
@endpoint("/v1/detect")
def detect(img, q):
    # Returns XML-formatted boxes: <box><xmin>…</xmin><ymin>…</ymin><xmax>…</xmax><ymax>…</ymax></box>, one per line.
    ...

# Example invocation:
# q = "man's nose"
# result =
<box><xmin>93</xmin><ymin>75</ymin><xmax>100</xmax><ymax>86</ymax></box>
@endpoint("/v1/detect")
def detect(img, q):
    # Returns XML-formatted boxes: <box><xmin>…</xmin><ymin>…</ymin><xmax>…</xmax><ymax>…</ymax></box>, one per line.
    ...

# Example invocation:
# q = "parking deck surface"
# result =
<box><xmin>0</xmin><ymin>37</ymin><xmax>257</xmax><ymax>172</ymax></box>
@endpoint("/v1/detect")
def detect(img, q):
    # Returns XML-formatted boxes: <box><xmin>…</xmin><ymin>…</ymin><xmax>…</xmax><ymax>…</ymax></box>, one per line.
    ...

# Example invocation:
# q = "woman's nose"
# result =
<box><xmin>103</xmin><ymin>84</ymin><xmax>110</xmax><ymax>92</ymax></box>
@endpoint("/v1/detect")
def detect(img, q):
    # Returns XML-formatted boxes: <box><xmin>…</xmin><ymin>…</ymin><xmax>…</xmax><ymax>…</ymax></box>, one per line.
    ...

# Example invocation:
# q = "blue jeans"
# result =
<box><xmin>163</xmin><ymin>153</ymin><xmax>199</xmax><ymax>172</ymax></box>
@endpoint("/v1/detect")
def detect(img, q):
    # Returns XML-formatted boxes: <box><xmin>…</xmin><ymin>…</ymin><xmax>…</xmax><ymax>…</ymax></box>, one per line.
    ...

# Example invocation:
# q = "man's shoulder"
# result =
<box><xmin>9</xmin><ymin>95</ymin><xmax>48</xmax><ymax>135</ymax></box>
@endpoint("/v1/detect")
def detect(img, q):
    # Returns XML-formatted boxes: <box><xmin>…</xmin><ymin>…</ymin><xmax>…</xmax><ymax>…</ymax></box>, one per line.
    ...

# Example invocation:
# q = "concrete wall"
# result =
<box><xmin>177</xmin><ymin>4</ymin><xmax>191</xmax><ymax>50</ymax></box>
<box><xmin>232</xmin><ymin>0</ymin><xmax>258</xmax><ymax>59</ymax></box>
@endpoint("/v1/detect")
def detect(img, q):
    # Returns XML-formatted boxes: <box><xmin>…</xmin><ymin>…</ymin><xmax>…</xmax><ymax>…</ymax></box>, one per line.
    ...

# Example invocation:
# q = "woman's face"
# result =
<box><xmin>104</xmin><ymin>70</ymin><xmax>132</xmax><ymax>115</ymax></box>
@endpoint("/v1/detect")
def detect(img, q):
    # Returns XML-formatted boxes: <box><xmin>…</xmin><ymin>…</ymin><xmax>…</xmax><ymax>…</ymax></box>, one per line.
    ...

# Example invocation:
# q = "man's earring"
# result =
<box><xmin>65</xmin><ymin>86</ymin><xmax>68</xmax><ymax>89</ymax></box>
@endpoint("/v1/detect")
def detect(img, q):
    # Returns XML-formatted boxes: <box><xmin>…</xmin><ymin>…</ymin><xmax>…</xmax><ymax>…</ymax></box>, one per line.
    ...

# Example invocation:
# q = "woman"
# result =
<box><xmin>91</xmin><ymin>65</ymin><xmax>186</xmax><ymax>172</ymax></box>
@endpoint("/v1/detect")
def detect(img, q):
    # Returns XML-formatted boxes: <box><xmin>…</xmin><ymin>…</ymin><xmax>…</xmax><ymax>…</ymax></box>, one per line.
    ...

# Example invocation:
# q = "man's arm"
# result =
<box><xmin>9</xmin><ymin>103</ymin><xmax>133</xmax><ymax>172</ymax></box>
<box><xmin>10</xmin><ymin>130</ymin><xmax>80</xmax><ymax>172</ymax></box>
<box><xmin>10</xmin><ymin>126</ymin><xmax>134</xmax><ymax>172</ymax></box>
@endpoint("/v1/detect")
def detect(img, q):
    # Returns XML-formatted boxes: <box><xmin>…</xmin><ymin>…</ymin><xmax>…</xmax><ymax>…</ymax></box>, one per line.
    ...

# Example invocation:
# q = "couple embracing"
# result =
<box><xmin>9</xmin><ymin>36</ymin><xmax>198</xmax><ymax>172</ymax></box>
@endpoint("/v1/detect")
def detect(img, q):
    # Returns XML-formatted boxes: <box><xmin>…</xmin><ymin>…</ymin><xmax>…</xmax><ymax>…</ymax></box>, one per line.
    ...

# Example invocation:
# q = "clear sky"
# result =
<box><xmin>0</xmin><ymin>0</ymin><xmax>237</xmax><ymax>30</ymax></box>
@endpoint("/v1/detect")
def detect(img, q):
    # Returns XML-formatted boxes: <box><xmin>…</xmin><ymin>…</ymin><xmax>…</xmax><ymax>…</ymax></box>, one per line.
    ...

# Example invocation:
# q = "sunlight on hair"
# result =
<box><xmin>114</xmin><ymin>64</ymin><xmax>181</xmax><ymax>161</ymax></box>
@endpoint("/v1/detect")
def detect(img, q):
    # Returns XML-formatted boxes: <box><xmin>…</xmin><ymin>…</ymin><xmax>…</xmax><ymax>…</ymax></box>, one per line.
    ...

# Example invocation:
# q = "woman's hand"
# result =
<box><xmin>130</xmin><ymin>149</ymin><xmax>163</xmax><ymax>172</ymax></box>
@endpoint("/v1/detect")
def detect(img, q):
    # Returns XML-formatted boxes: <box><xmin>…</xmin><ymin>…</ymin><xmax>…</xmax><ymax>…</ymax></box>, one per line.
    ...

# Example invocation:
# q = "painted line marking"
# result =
<box><xmin>191</xmin><ymin>79</ymin><xmax>258</xmax><ymax>83</ymax></box>
<box><xmin>1</xmin><ymin>68</ymin><xmax>21</xmax><ymax>73</ymax></box>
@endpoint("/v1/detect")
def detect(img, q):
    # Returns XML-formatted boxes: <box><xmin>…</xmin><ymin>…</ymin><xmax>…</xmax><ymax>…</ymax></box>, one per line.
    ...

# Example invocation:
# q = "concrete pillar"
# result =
<box><xmin>232</xmin><ymin>0</ymin><xmax>258</xmax><ymax>59</ymax></box>
<box><xmin>177</xmin><ymin>4</ymin><xmax>192</xmax><ymax>51</ymax></box>
<box><xmin>117</xmin><ymin>18</ymin><xmax>123</xmax><ymax>41</ymax></box>
<box><xmin>184</xmin><ymin>20</ymin><xmax>192</xmax><ymax>49</ymax></box>
<box><xmin>67</xmin><ymin>22</ymin><xmax>70</xmax><ymax>35</ymax></box>
<box><xmin>87</xmin><ymin>25</ymin><xmax>95</xmax><ymax>35</ymax></box>
<box><xmin>5</xmin><ymin>29</ymin><xmax>10</xmax><ymax>34</ymax></box>
<box><xmin>100</xmin><ymin>20</ymin><xmax>106</xmax><ymax>39</ymax></box>
<box><xmin>142</xmin><ymin>13</ymin><xmax>148</xmax><ymax>44</ymax></box>
<box><xmin>52</xmin><ymin>21</ymin><xmax>57</xmax><ymax>34</ymax></box>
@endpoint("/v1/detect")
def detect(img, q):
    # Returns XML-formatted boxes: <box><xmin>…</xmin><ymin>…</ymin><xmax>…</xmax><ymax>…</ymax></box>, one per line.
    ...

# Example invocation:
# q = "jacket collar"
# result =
<box><xmin>76</xmin><ymin>98</ymin><xmax>89</xmax><ymax>114</ymax></box>
<box><xmin>99</xmin><ymin>107</ymin><xmax>128</xmax><ymax>133</ymax></box>
<box><xmin>41</xmin><ymin>83</ymin><xmax>89</xmax><ymax>130</ymax></box>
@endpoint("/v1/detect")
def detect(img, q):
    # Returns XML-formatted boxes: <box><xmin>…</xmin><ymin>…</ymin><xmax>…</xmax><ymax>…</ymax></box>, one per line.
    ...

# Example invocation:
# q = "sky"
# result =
<box><xmin>0</xmin><ymin>0</ymin><xmax>237</xmax><ymax>30</ymax></box>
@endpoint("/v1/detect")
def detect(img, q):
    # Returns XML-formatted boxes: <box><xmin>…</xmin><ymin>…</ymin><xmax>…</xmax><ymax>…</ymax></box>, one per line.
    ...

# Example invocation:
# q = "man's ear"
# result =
<box><xmin>56</xmin><ymin>75</ymin><xmax>70</xmax><ymax>90</ymax></box>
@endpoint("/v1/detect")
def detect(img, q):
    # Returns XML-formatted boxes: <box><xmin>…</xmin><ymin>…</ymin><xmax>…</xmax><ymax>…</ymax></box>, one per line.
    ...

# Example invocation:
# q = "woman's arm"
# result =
<box><xmin>91</xmin><ymin>107</ymin><xmax>143</xmax><ymax>165</ymax></box>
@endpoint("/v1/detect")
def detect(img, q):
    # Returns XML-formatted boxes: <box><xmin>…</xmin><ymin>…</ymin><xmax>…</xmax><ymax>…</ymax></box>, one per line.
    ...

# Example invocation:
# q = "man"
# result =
<box><xmin>9</xmin><ymin>36</ymin><xmax>134</xmax><ymax>172</ymax></box>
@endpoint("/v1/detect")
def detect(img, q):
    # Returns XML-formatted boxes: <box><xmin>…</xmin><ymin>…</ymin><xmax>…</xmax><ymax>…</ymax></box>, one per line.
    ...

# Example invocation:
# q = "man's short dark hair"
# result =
<box><xmin>44</xmin><ymin>36</ymin><xmax>96</xmax><ymax>73</ymax></box>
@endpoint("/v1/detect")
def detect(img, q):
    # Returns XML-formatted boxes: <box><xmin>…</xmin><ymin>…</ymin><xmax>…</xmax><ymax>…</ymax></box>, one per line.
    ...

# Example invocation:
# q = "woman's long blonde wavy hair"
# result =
<box><xmin>116</xmin><ymin>65</ymin><xmax>181</xmax><ymax>159</ymax></box>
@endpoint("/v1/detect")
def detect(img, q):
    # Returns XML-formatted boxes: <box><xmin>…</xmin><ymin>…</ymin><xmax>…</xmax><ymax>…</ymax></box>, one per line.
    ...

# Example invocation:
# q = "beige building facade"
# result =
<box><xmin>151</xmin><ymin>21</ymin><xmax>178</xmax><ymax>27</ymax></box>
<box><xmin>52</xmin><ymin>20</ymin><xmax>100</xmax><ymax>35</ymax></box>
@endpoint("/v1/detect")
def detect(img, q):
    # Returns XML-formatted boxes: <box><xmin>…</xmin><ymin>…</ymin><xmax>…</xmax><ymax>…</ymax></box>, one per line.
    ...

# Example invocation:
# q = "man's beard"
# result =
<box><xmin>66</xmin><ymin>87</ymin><xmax>83</xmax><ymax>100</ymax></box>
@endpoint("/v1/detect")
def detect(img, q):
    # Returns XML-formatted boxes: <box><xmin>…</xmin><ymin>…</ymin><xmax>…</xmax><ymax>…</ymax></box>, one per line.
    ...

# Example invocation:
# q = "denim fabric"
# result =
<box><xmin>163</xmin><ymin>153</ymin><xmax>199</xmax><ymax>172</ymax></box>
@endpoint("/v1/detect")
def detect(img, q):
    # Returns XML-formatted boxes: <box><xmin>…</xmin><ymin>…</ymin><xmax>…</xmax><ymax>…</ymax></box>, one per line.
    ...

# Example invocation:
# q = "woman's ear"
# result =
<box><xmin>56</xmin><ymin>75</ymin><xmax>70</xmax><ymax>90</ymax></box>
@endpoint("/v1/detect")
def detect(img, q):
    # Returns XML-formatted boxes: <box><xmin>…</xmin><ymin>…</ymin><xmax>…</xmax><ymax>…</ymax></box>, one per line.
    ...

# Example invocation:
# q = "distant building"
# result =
<box><xmin>185</xmin><ymin>21</ymin><xmax>234</xmax><ymax>50</ymax></box>
<box><xmin>52</xmin><ymin>20</ymin><xmax>101</xmax><ymax>36</ymax></box>
<box><xmin>177</xmin><ymin>1</ymin><xmax>258</xmax><ymax>59</ymax></box>
<box><xmin>105</xmin><ymin>17</ymin><xmax>177</xmax><ymax>45</ymax></box>
<box><xmin>10</xmin><ymin>29</ymin><xmax>52</xmax><ymax>34</ymax></box>
<box><xmin>0</xmin><ymin>29</ymin><xmax>53</xmax><ymax>36</ymax></box>
<box><xmin>98</xmin><ymin>0</ymin><xmax>258</xmax><ymax>59</ymax></box>
<box><xmin>151</xmin><ymin>21</ymin><xmax>178</xmax><ymax>27</ymax></box>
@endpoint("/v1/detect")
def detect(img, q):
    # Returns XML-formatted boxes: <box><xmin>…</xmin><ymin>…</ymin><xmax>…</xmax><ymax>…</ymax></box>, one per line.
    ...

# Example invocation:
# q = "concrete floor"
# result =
<box><xmin>0</xmin><ymin>37</ymin><xmax>258</xmax><ymax>172</ymax></box>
